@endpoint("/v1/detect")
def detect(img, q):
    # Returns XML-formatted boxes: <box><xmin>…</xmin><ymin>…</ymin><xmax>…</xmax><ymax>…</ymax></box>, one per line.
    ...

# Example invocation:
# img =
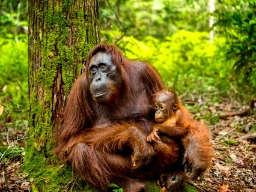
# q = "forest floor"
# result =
<box><xmin>194</xmin><ymin>109</ymin><xmax>256</xmax><ymax>192</ymax></box>
<box><xmin>0</xmin><ymin>96</ymin><xmax>256</xmax><ymax>192</ymax></box>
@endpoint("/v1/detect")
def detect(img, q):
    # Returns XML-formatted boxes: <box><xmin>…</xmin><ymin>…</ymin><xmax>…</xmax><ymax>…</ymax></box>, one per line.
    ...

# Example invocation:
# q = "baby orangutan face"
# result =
<box><xmin>154</xmin><ymin>102</ymin><xmax>168</xmax><ymax>123</ymax></box>
<box><xmin>154</xmin><ymin>91</ymin><xmax>177</xmax><ymax>123</ymax></box>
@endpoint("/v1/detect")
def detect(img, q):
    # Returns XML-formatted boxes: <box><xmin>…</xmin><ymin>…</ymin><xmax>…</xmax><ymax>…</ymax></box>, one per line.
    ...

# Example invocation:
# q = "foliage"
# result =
<box><xmin>0</xmin><ymin>37</ymin><xmax>29</xmax><ymax>145</ymax></box>
<box><xmin>0</xmin><ymin>146</ymin><xmax>24</xmax><ymax>161</ymax></box>
<box><xmin>99</xmin><ymin>0</ymin><xmax>209</xmax><ymax>41</ymax></box>
<box><xmin>112</xmin><ymin>30</ymin><xmax>232</xmax><ymax>97</ymax></box>
<box><xmin>0</xmin><ymin>37</ymin><xmax>28</xmax><ymax>106</ymax></box>
<box><xmin>0</xmin><ymin>0</ymin><xmax>28</xmax><ymax>122</ymax></box>
<box><xmin>109</xmin><ymin>183</ymin><xmax>123</xmax><ymax>192</ymax></box>
<box><xmin>0</xmin><ymin>0</ymin><xmax>28</xmax><ymax>41</ymax></box>
<box><xmin>214</xmin><ymin>0</ymin><xmax>256</xmax><ymax>94</ymax></box>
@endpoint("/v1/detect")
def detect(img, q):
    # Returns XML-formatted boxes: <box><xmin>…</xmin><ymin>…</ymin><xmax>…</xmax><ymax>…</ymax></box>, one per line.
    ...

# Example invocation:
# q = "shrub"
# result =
<box><xmin>0</xmin><ymin>37</ymin><xmax>28</xmax><ymax>106</ymax></box>
<box><xmin>116</xmin><ymin>30</ymin><xmax>231</xmax><ymax>95</ymax></box>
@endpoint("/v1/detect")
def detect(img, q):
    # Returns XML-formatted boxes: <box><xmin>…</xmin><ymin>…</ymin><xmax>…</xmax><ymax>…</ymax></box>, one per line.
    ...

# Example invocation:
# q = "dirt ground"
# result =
<box><xmin>0</xmin><ymin>97</ymin><xmax>256</xmax><ymax>192</ymax></box>
<box><xmin>196</xmin><ymin>115</ymin><xmax>256</xmax><ymax>192</ymax></box>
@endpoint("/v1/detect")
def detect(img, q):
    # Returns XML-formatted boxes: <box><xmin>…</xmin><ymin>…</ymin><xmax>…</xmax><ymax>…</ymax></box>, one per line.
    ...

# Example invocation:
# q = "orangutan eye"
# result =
<box><xmin>99</xmin><ymin>63</ymin><xmax>106</xmax><ymax>70</ymax></box>
<box><xmin>90</xmin><ymin>66</ymin><xmax>97</xmax><ymax>75</ymax></box>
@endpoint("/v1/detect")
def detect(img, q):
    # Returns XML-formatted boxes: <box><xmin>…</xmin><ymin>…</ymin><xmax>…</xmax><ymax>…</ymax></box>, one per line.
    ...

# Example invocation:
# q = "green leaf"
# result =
<box><xmin>249</xmin><ymin>19</ymin><xmax>256</xmax><ymax>26</ymax></box>
<box><xmin>109</xmin><ymin>183</ymin><xmax>119</xmax><ymax>188</ymax></box>
<box><xmin>224</xmin><ymin>139</ymin><xmax>237</xmax><ymax>145</ymax></box>
<box><xmin>249</xmin><ymin>124</ymin><xmax>256</xmax><ymax>134</ymax></box>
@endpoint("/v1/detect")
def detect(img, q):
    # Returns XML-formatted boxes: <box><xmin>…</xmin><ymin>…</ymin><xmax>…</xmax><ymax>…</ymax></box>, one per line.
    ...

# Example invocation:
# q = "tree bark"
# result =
<box><xmin>25</xmin><ymin>0</ymin><xmax>99</xmax><ymax>190</ymax></box>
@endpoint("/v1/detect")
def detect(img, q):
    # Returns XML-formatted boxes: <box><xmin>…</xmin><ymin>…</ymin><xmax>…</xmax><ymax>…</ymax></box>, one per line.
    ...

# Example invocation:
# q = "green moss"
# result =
<box><xmin>145</xmin><ymin>180</ymin><xmax>162</xmax><ymax>191</ymax></box>
<box><xmin>23</xmin><ymin>152</ymin><xmax>97</xmax><ymax>191</ymax></box>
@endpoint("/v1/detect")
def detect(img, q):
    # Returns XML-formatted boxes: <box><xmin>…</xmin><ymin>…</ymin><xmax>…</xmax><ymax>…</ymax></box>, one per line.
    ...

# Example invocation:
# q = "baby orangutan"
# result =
<box><xmin>147</xmin><ymin>90</ymin><xmax>188</xmax><ymax>143</ymax></box>
<box><xmin>147</xmin><ymin>90</ymin><xmax>214</xmax><ymax>182</ymax></box>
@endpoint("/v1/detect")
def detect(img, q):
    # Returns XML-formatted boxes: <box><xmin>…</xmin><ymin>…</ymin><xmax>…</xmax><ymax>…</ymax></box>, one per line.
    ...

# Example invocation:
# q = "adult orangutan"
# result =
<box><xmin>54</xmin><ymin>44</ymin><xmax>213</xmax><ymax>192</ymax></box>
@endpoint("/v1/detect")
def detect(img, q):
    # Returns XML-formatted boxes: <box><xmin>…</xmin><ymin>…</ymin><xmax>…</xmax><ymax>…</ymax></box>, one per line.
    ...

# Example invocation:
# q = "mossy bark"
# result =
<box><xmin>25</xmin><ymin>0</ymin><xmax>99</xmax><ymax>191</ymax></box>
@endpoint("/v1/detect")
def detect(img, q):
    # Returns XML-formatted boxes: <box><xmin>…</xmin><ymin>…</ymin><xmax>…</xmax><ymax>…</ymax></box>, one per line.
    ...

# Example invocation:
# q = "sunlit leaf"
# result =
<box><xmin>0</xmin><ymin>105</ymin><xmax>3</xmax><ymax>116</ymax></box>
<box><xmin>229</xmin><ymin>153</ymin><xmax>237</xmax><ymax>163</ymax></box>
<box><xmin>218</xmin><ymin>131</ymin><xmax>228</xmax><ymax>135</ymax></box>
<box><xmin>216</xmin><ymin>163</ymin><xmax>229</xmax><ymax>174</ymax></box>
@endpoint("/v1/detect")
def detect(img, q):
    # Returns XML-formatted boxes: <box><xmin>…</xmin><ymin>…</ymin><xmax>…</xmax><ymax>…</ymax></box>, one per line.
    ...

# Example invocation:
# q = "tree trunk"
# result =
<box><xmin>25</xmin><ymin>0</ymin><xmax>99</xmax><ymax>190</ymax></box>
<box><xmin>208</xmin><ymin>0</ymin><xmax>215</xmax><ymax>41</ymax></box>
